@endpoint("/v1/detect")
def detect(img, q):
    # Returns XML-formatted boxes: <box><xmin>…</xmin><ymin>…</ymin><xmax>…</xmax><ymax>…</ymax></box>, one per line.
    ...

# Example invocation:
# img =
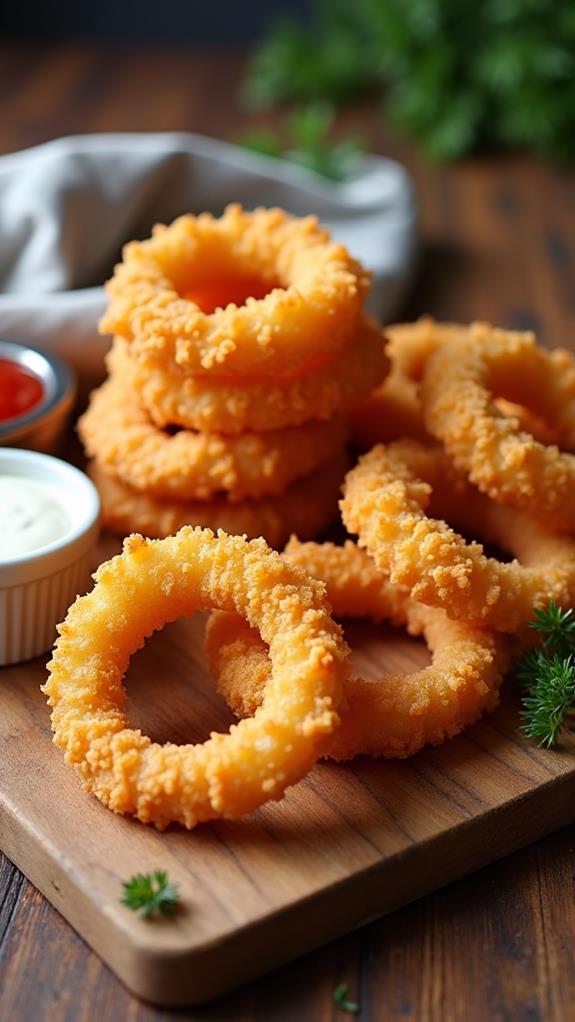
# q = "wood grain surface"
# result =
<box><xmin>2</xmin><ymin>580</ymin><xmax>575</xmax><ymax>1005</ymax></box>
<box><xmin>1</xmin><ymin>43</ymin><xmax>575</xmax><ymax>1022</ymax></box>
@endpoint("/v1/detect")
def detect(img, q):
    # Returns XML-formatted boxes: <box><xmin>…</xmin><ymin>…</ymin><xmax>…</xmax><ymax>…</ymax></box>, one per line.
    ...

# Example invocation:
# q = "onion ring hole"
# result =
<box><xmin>182</xmin><ymin>273</ymin><xmax>279</xmax><ymax>312</ymax></box>
<box><xmin>123</xmin><ymin>614</ymin><xmax>236</xmax><ymax>745</ymax></box>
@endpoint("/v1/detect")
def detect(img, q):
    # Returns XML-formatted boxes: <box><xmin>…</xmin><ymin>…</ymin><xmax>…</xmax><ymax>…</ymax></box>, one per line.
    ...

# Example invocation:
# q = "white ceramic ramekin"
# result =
<box><xmin>0</xmin><ymin>449</ymin><xmax>100</xmax><ymax>665</ymax></box>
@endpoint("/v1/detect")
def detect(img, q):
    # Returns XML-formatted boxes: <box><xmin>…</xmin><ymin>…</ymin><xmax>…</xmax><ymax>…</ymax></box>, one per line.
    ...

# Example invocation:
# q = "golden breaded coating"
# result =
<box><xmin>283</xmin><ymin>538</ymin><xmax>408</xmax><ymax>624</ymax></box>
<box><xmin>421</xmin><ymin>322</ymin><xmax>575</xmax><ymax>529</ymax></box>
<box><xmin>351</xmin><ymin>318</ymin><xmax>463</xmax><ymax>447</ymax></box>
<box><xmin>100</xmin><ymin>204</ymin><xmax>371</xmax><ymax>377</ymax></box>
<box><xmin>88</xmin><ymin>449</ymin><xmax>348</xmax><ymax>548</ymax></box>
<box><xmin>340</xmin><ymin>440</ymin><xmax>575</xmax><ymax>633</ymax></box>
<box><xmin>350</xmin><ymin>370</ymin><xmax>429</xmax><ymax>448</ymax></box>
<box><xmin>109</xmin><ymin>316</ymin><xmax>388</xmax><ymax>434</ymax></box>
<box><xmin>78</xmin><ymin>371</ymin><xmax>347</xmax><ymax>502</ymax></box>
<box><xmin>43</xmin><ymin>528</ymin><xmax>351</xmax><ymax>829</ymax></box>
<box><xmin>351</xmin><ymin>317</ymin><xmax>558</xmax><ymax>449</ymax></box>
<box><xmin>206</xmin><ymin>541</ymin><xmax>509</xmax><ymax>760</ymax></box>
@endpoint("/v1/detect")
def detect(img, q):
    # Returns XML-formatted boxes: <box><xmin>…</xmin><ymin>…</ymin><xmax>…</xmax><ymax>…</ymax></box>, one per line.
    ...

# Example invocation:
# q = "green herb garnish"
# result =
<box><xmin>121</xmin><ymin>870</ymin><xmax>179</xmax><ymax>918</ymax></box>
<box><xmin>237</xmin><ymin>102</ymin><xmax>364</xmax><ymax>182</ymax></box>
<box><xmin>518</xmin><ymin>601</ymin><xmax>575</xmax><ymax>748</ymax></box>
<box><xmin>243</xmin><ymin>11</ymin><xmax>371</xmax><ymax>111</ymax></box>
<box><xmin>333</xmin><ymin>981</ymin><xmax>359</xmax><ymax>1015</ymax></box>
<box><xmin>244</xmin><ymin>1</ymin><xmax>575</xmax><ymax>163</ymax></box>
<box><xmin>529</xmin><ymin>602</ymin><xmax>575</xmax><ymax>652</ymax></box>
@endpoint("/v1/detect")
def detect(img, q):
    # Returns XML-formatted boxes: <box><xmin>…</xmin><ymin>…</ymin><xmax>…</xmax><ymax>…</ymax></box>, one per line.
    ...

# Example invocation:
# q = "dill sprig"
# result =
<box><xmin>529</xmin><ymin>602</ymin><xmax>575</xmax><ymax>654</ymax></box>
<box><xmin>518</xmin><ymin>601</ymin><xmax>575</xmax><ymax>748</ymax></box>
<box><xmin>121</xmin><ymin>871</ymin><xmax>179</xmax><ymax>918</ymax></box>
<box><xmin>520</xmin><ymin>654</ymin><xmax>575</xmax><ymax>748</ymax></box>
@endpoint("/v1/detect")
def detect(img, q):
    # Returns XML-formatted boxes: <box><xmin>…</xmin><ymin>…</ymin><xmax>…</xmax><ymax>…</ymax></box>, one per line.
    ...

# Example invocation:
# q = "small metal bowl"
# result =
<box><xmin>0</xmin><ymin>340</ymin><xmax>76</xmax><ymax>454</ymax></box>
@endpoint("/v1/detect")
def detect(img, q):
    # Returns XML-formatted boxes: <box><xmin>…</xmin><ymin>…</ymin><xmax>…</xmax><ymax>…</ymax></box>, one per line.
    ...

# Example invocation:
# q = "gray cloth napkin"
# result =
<box><xmin>0</xmin><ymin>132</ymin><xmax>417</xmax><ymax>383</ymax></box>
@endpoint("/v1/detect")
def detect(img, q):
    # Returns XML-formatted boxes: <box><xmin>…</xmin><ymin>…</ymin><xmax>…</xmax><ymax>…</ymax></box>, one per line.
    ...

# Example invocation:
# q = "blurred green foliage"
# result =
<box><xmin>237</xmin><ymin>103</ymin><xmax>364</xmax><ymax>181</ymax></box>
<box><xmin>244</xmin><ymin>0</ymin><xmax>575</xmax><ymax>161</ymax></box>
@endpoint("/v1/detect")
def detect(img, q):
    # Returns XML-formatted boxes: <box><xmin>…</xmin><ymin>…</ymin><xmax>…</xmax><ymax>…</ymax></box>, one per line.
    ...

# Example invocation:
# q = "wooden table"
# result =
<box><xmin>1</xmin><ymin>44</ymin><xmax>575</xmax><ymax>1021</ymax></box>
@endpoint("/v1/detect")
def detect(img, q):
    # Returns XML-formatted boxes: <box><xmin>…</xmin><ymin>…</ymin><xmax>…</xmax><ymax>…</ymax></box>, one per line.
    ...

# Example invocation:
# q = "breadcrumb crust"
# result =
<box><xmin>109</xmin><ymin>315</ymin><xmax>388</xmax><ymax>434</ymax></box>
<box><xmin>341</xmin><ymin>440</ymin><xmax>575</xmax><ymax>632</ymax></box>
<box><xmin>101</xmin><ymin>204</ymin><xmax>371</xmax><ymax>377</ymax></box>
<box><xmin>205</xmin><ymin>540</ymin><xmax>509</xmax><ymax>760</ymax></box>
<box><xmin>78</xmin><ymin>370</ymin><xmax>346</xmax><ymax>502</ymax></box>
<box><xmin>43</xmin><ymin>528</ymin><xmax>351</xmax><ymax>829</ymax></box>
<box><xmin>88</xmin><ymin>450</ymin><xmax>348</xmax><ymax>548</ymax></box>
<box><xmin>422</xmin><ymin>322</ymin><xmax>575</xmax><ymax>529</ymax></box>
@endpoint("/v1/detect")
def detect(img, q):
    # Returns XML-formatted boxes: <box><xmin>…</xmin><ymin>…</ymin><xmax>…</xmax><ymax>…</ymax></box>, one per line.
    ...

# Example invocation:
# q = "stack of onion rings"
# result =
<box><xmin>109</xmin><ymin>318</ymin><xmax>387</xmax><ymax>435</ymax></box>
<box><xmin>78</xmin><ymin>371</ymin><xmax>347</xmax><ymax>502</ymax></box>
<box><xmin>88</xmin><ymin>205</ymin><xmax>388</xmax><ymax>542</ymax></box>
<box><xmin>206</xmin><ymin>540</ymin><xmax>509</xmax><ymax>760</ymax></box>
<box><xmin>43</xmin><ymin>528</ymin><xmax>350</xmax><ymax>829</ymax></box>
<box><xmin>88</xmin><ymin>450</ymin><xmax>349</xmax><ymax>549</ymax></box>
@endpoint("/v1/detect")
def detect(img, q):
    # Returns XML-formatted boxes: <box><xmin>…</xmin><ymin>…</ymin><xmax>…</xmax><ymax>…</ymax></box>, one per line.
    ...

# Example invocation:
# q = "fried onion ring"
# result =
<box><xmin>100</xmin><ymin>205</ymin><xmax>371</xmax><ymax>378</ymax></box>
<box><xmin>78</xmin><ymin>372</ymin><xmax>346</xmax><ymax>502</ymax></box>
<box><xmin>205</xmin><ymin>540</ymin><xmax>509</xmax><ymax>760</ymax></box>
<box><xmin>89</xmin><ymin>449</ymin><xmax>348</xmax><ymax>547</ymax></box>
<box><xmin>43</xmin><ymin>528</ymin><xmax>350</xmax><ymax>829</ymax></box>
<box><xmin>341</xmin><ymin>440</ymin><xmax>575</xmax><ymax>632</ymax></box>
<box><xmin>350</xmin><ymin>371</ymin><xmax>428</xmax><ymax>448</ymax></box>
<box><xmin>109</xmin><ymin>315</ymin><xmax>388</xmax><ymax>434</ymax></box>
<box><xmin>421</xmin><ymin>322</ymin><xmax>575</xmax><ymax>529</ymax></box>
<box><xmin>350</xmin><ymin>318</ymin><xmax>558</xmax><ymax>449</ymax></box>
<box><xmin>350</xmin><ymin>318</ymin><xmax>465</xmax><ymax>447</ymax></box>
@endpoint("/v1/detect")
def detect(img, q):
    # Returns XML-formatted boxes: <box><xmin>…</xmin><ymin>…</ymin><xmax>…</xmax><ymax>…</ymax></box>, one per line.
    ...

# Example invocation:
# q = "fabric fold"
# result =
<box><xmin>0</xmin><ymin>132</ymin><xmax>417</xmax><ymax>382</ymax></box>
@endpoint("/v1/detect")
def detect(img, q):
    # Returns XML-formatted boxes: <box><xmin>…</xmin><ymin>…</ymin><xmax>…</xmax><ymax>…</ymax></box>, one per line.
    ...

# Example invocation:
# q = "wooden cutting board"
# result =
<box><xmin>1</xmin><ymin>535</ymin><xmax>575</xmax><ymax>1006</ymax></box>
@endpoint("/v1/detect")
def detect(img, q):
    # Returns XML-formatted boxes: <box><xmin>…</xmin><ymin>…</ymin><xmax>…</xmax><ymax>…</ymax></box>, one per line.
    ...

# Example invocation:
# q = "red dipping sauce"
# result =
<box><xmin>0</xmin><ymin>359</ymin><xmax>45</xmax><ymax>423</ymax></box>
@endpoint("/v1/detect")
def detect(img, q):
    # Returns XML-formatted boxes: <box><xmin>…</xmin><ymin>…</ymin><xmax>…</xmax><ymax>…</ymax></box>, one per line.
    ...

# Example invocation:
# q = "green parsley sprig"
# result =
<box><xmin>518</xmin><ymin>602</ymin><xmax>575</xmax><ymax>748</ymax></box>
<box><xmin>121</xmin><ymin>871</ymin><xmax>180</xmax><ymax>918</ymax></box>
<box><xmin>244</xmin><ymin>1</ymin><xmax>575</xmax><ymax>163</ymax></box>
<box><xmin>333</xmin><ymin>981</ymin><xmax>359</xmax><ymax>1015</ymax></box>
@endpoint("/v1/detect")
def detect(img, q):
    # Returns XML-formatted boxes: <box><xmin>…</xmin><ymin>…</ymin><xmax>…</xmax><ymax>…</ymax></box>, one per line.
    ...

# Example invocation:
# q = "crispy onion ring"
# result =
<box><xmin>421</xmin><ymin>322</ymin><xmax>575</xmax><ymax>528</ymax></box>
<box><xmin>350</xmin><ymin>372</ymin><xmax>428</xmax><ymax>448</ymax></box>
<box><xmin>351</xmin><ymin>318</ymin><xmax>558</xmax><ymax>449</ymax></box>
<box><xmin>341</xmin><ymin>440</ymin><xmax>575</xmax><ymax>632</ymax></box>
<box><xmin>43</xmin><ymin>528</ymin><xmax>349</xmax><ymax>829</ymax></box>
<box><xmin>350</xmin><ymin>318</ymin><xmax>465</xmax><ymax>447</ymax></box>
<box><xmin>109</xmin><ymin>314</ymin><xmax>388</xmax><ymax>434</ymax></box>
<box><xmin>78</xmin><ymin>372</ymin><xmax>346</xmax><ymax>502</ymax></box>
<box><xmin>205</xmin><ymin>540</ymin><xmax>509</xmax><ymax>760</ymax></box>
<box><xmin>385</xmin><ymin>318</ymin><xmax>467</xmax><ymax>380</ymax></box>
<box><xmin>100</xmin><ymin>205</ymin><xmax>370</xmax><ymax>378</ymax></box>
<box><xmin>89</xmin><ymin>449</ymin><xmax>348</xmax><ymax>548</ymax></box>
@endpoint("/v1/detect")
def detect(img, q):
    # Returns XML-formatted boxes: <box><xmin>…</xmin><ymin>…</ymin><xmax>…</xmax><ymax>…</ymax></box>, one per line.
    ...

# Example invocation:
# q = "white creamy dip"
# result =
<box><xmin>0</xmin><ymin>475</ymin><xmax>71</xmax><ymax>559</ymax></box>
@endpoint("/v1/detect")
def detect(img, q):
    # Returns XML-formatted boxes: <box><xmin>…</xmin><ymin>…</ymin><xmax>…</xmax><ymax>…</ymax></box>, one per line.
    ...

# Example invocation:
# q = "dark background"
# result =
<box><xmin>0</xmin><ymin>0</ymin><xmax>310</xmax><ymax>43</ymax></box>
